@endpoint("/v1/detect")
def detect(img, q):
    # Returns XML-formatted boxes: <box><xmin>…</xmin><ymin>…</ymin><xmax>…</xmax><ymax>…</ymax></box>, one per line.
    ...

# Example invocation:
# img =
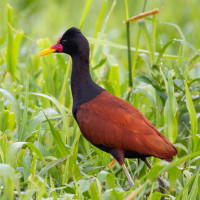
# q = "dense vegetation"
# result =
<box><xmin>0</xmin><ymin>0</ymin><xmax>200</xmax><ymax>199</ymax></box>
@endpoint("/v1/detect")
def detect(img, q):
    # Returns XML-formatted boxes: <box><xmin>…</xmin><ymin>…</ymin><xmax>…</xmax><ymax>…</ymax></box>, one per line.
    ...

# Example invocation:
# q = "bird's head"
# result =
<box><xmin>39</xmin><ymin>27</ymin><xmax>89</xmax><ymax>58</ymax></box>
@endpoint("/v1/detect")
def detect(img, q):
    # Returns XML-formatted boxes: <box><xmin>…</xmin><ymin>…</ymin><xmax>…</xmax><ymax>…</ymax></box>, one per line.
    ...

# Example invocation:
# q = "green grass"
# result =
<box><xmin>0</xmin><ymin>0</ymin><xmax>200</xmax><ymax>199</ymax></box>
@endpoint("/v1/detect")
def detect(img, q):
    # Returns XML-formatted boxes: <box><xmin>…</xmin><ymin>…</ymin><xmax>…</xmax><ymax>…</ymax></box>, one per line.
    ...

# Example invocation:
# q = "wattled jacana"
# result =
<box><xmin>39</xmin><ymin>27</ymin><xmax>177</xmax><ymax>189</ymax></box>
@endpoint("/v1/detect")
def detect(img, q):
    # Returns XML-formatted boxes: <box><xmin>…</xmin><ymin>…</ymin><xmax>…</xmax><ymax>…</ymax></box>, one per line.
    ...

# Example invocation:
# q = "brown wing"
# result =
<box><xmin>76</xmin><ymin>91</ymin><xmax>177</xmax><ymax>160</ymax></box>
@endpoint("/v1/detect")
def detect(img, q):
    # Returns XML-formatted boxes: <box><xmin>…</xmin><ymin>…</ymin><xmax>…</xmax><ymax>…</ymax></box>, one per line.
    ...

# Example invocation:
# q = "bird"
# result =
<box><xmin>39</xmin><ymin>27</ymin><xmax>177</xmax><ymax>190</ymax></box>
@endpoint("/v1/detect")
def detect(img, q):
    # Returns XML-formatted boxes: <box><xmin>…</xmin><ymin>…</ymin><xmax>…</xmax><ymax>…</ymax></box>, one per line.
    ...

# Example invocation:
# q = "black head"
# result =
<box><xmin>39</xmin><ymin>27</ymin><xmax>89</xmax><ymax>59</ymax></box>
<box><xmin>60</xmin><ymin>27</ymin><xmax>89</xmax><ymax>57</ymax></box>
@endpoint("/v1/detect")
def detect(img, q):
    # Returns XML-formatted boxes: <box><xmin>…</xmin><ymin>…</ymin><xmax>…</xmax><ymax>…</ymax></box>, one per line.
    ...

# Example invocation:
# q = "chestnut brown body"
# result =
<box><xmin>76</xmin><ymin>91</ymin><xmax>177</xmax><ymax>165</ymax></box>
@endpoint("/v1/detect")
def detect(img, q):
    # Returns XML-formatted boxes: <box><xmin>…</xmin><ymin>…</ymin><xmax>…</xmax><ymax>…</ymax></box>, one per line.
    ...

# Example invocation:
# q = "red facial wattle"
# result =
<box><xmin>50</xmin><ymin>43</ymin><xmax>63</xmax><ymax>52</ymax></box>
<box><xmin>39</xmin><ymin>35</ymin><xmax>63</xmax><ymax>56</ymax></box>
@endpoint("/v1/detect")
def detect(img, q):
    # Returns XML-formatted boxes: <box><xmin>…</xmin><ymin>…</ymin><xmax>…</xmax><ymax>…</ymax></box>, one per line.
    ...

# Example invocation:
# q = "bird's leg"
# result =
<box><xmin>122</xmin><ymin>163</ymin><xmax>134</xmax><ymax>187</ymax></box>
<box><xmin>144</xmin><ymin>158</ymin><xmax>166</xmax><ymax>195</ymax></box>
<box><xmin>109</xmin><ymin>149</ymin><xmax>134</xmax><ymax>187</ymax></box>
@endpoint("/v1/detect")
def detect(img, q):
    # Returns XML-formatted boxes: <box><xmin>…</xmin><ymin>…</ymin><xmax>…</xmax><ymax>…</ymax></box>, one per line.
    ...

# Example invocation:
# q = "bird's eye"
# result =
<box><xmin>62</xmin><ymin>40</ymin><xmax>67</xmax><ymax>45</ymax></box>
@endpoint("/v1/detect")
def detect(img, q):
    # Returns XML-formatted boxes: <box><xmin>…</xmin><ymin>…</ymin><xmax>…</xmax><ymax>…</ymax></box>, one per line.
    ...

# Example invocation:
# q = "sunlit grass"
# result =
<box><xmin>0</xmin><ymin>0</ymin><xmax>200</xmax><ymax>199</ymax></box>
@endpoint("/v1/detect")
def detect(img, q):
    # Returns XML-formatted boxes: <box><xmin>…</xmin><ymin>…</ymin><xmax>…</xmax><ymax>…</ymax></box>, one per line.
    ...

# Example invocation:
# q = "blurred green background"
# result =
<box><xmin>1</xmin><ymin>0</ymin><xmax>200</xmax><ymax>48</ymax></box>
<box><xmin>0</xmin><ymin>0</ymin><xmax>200</xmax><ymax>199</ymax></box>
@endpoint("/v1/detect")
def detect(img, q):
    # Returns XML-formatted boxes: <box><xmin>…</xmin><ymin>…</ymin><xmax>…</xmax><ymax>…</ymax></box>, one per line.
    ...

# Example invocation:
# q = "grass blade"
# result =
<box><xmin>87</xmin><ymin>37</ymin><xmax>178</xmax><ymax>60</ymax></box>
<box><xmin>90</xmin><ymin>0</ymin><xmax>107</xmax><ymax>57</ymax></box>
<box><xmin>39</xmin><ymin>155</ymin><xmax>71</xmax><ymax>175</ymax></box>
<box><xmin>6</xmin><ymin>4</ymin><xmax>14</xmax><ymax>80</ymax></box>
<box><xmin>184</xmin><ymin>81</ymin><xmax>198</xmax><ymax>152</ymax></box>
<box><xmin>0</xmin><ymin>164</ymin><xmax>18</xmax><ymax>199</ymax></box>
<box><xmin>30</xmin><ymin>92</ymin><xmax>70</xmax><ymax>144</ymax></box>
<box><xmin>166</xmin><ymin>71</ymin><xmax>178</xmax><ymax>143</ymax></box>
<box><xmin>0</xmin><ymin>88</ymin><xmax>20</xmax><ymax>128</ymax></box>
<box><xmin>188</xmin><ymin>170</ymin><xmax>199</xmax><ymax>199</ymax></box>
<box><xmin>23</xmin><ymin>108</ymin><xmax>58</xmax><ymax>141</ymax></box>
<box><xmin>79</xmin><ymin>0</ymin><xmax>94</xmax><ymax>30</ymax></box>
<box><xmin>44</xmin><ymin>112</ymin><xmax>69</xmax><ymax>157</ymax></box>
<box><xmin>139</xmin><ymin>19</ymin><xmax>154</xmax><ymax>63</ymax></box>
<box><xmin>18</xmin><ymin>76</ymin><xmax>29</xmax><ymax>141</ymax></box>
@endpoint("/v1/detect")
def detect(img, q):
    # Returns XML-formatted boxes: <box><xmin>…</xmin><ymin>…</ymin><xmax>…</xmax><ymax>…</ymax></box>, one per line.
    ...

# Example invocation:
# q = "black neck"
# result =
<box><xmin>71</xmin><ymin>55</ymin><xmax>104</xmax><ymax>117</ymax></box>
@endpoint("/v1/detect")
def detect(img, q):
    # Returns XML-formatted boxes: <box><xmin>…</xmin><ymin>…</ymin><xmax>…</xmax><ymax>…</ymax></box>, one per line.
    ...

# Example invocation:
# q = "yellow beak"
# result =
<box><xmin>38</xmin><ymin>47</ymin><xmax>56</xmax><ymax>57</ymax></box>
